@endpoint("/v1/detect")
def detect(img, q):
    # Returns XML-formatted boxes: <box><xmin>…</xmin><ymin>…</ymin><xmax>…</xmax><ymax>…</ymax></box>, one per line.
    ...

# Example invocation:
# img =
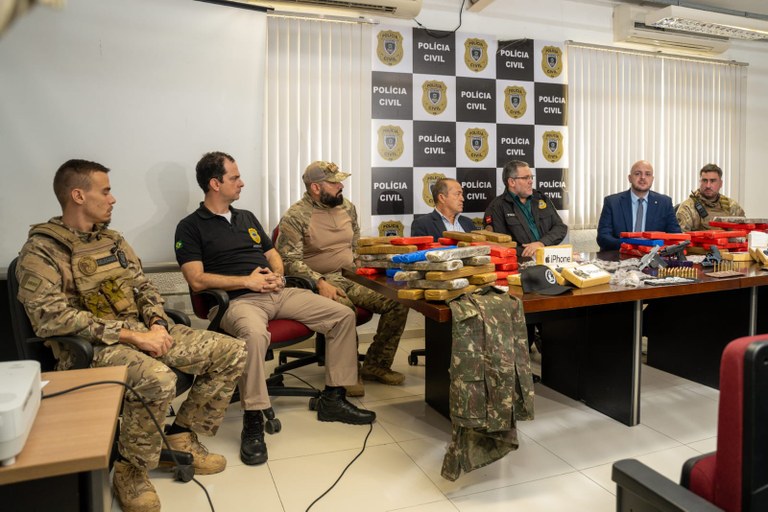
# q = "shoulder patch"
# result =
<box><xmin>538</xmin><ymin>199</ymin><xmax>547</xmax><ymax>209</ymax></box>
<box><xmin>20</xmin><ymin>272</ymin><xmax>43</xmax><ymax>293</ymax></box>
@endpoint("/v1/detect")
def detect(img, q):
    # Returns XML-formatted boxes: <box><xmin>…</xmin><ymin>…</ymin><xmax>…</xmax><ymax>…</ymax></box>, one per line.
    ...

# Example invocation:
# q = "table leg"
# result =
<box><xmin>424</xmin><ymin>317</ymin><xmax>451</xmax><ymax>419</ymax></box>
<box><xmin>536</xmin><ymin>301</ymin><xmax>640</xmax><ymax>426</ymax></box>
<box><xmin>645</xmin><ymin>288</ymin><xmax>750</xmax><ymax>388</ymax></box>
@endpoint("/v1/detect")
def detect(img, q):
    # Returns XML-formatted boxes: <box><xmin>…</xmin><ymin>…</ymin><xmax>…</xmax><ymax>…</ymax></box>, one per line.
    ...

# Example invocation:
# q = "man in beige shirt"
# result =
<box><xmin>277</xmin><ymin>161</ymin><xmax>408</xmax><ymax>394</ymax></box>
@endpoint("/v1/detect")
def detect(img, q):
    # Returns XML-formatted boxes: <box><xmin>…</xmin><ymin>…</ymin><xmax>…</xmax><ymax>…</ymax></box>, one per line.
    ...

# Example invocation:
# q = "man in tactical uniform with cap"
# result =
<box><xmin>16</xmin><ymin>159</ymin><xmax>247</xmax><ymax>512</ymax></box>
<box><xmin>277</xmin><ymin>161</ymin><xmax>408</xmax><ymax>392</ymax></box>
<box><xmin>676</xmin><ymin>163</ymin><xmax>745</xmax><ymax>231</ymax></box>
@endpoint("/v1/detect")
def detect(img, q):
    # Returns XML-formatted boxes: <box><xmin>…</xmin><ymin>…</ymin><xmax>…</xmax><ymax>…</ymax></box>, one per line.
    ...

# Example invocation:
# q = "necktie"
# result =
<box><xmin>634</xmin><ymin>198</ymin><xmax>645</xmax><ymax>232</ymax></box>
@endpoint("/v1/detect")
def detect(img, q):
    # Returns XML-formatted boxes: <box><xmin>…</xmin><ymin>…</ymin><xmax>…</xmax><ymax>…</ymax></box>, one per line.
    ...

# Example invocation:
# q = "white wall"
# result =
<box><xmin>0</xmin><ymin>0</ymin><xmax>267</xmax><ymax>266</ymax></box>
<box><xmin>401</xmin><ymin>0</ymin><xmax>768</xmax><ymax>217</ymax></box>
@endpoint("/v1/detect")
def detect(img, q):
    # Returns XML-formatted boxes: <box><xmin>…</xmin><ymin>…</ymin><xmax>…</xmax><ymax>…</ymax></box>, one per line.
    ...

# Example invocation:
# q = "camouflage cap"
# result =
<box><xmin>302</xmin><ymin>161</ymin><xmax>351</xmax><ymax>185</ymax></box>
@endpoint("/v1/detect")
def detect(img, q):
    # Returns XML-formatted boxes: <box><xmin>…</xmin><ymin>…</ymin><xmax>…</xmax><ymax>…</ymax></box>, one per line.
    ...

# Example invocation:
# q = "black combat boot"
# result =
<box><xmin>316</xmin><ymin>386</ymin><xmax>376</xmax><ymax>425</ymax></box>
<box><xmin>241</xmin><ymin>410</ymin><xmax>268</xmax><ymax>465</ymax></box>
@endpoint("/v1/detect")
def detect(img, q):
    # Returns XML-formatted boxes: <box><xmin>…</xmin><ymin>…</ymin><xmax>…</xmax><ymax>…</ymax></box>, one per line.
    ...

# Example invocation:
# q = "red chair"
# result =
<box><xmin>189</xmin><ymin>284</ymin><xmax>321</xmax><ymax>432</ymax></box>
<box><xmin>612</xmin><ymin>334</ymin><xmax>768</xmax><ymax>512</ymax></box>
<box><xmin>270</xmin><ymin>224</ymin><xmax>373</xmax><ymax>371</ymax></box>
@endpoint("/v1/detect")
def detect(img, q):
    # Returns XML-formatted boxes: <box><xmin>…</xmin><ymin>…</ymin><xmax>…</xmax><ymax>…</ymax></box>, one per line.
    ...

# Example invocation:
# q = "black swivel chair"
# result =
<box><xmin>7</xmin><ymin>257</ymin><xmax>196</xmax><ymax>480</ymax></box>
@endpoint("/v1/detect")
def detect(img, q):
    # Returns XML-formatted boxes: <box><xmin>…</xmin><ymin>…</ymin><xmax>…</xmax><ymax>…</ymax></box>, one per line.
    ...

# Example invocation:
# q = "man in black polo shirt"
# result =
<box><xmin>174</xmin><ymin>151</ymin><xmax>375</xmax><ymax>467</ymax></box>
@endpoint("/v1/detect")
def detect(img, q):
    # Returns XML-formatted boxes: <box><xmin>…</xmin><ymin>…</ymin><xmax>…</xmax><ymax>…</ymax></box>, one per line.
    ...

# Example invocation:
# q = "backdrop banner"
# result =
<box><xmin>371</xmin><ymin>27</ymin><xmax>568</xmax><ymax>236</ymax></box>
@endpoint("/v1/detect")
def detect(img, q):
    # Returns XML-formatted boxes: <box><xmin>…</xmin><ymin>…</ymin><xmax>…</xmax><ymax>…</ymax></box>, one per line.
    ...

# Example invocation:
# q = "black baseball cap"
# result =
<box><xmin>521</xmin><ymin>265</ymin><xmax>572</xmax><ymax>295</ymax></box>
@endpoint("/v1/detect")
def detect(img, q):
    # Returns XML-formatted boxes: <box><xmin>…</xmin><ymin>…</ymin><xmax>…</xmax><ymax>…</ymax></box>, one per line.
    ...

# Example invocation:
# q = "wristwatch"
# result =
<box><xmin>151</xmin><ymin>317</ymin><xmax>169</xmax><ymax>331</ymax></box>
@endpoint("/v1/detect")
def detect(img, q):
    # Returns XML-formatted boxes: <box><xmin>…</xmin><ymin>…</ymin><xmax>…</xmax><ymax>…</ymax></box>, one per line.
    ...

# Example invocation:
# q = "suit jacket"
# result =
<box><xmin>597</xmin><ymin>190</ymin><xmax>682</xmax><ymax>251</ymax></box>
<box><xmin>411</xmin><ymin>210</ymin><xmax>476</xmax><ymax>241</ymax></box>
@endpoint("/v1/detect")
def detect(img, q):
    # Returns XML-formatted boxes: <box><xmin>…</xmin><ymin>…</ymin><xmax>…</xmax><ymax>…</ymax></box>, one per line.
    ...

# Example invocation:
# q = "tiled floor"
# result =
<box><xmin>113</xmin><ymin>318</ymin><xmax>719</xmax><ymax>512</ymax></box>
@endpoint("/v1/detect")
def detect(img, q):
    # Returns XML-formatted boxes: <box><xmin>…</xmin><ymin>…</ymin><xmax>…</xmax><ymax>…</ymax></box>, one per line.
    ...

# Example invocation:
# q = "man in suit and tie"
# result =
<box><xmin>597</xmin><ymin>160</ymin><xmax>682</xmax><ymax>251</ymax></box>
<box><xmin>411</xmin><ymin>178</ymin><xmax>475</xmax><ymax>240</ymax></box>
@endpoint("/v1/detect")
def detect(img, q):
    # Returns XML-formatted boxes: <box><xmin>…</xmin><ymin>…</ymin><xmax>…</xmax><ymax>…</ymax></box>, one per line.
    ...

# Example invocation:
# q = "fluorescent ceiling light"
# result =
<box><xmin>645</xmin><ymin>5</ymin><xmax>768</xmax><ymax>41</ymax></box>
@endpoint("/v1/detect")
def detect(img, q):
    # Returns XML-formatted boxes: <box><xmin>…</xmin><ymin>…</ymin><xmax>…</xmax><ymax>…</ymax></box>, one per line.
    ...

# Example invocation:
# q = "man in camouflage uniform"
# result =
<box><xmin>15</xmin><ymin>159</ymin><xmax>247</xmax><ymax>512</ymax></box>
<box><xmin>441</xmin><ymin>286</ymin><xmax>534</xmax><ymax>481</ymax></box>
<box><xmin>676</xmin><ymin>163</ymin><xmax>746</xmax><ymax>231</ymax></box>
<box><xmin>277</xmin><ymin>161</ymin><xmax>409</xmax><ymax>392</ymax></box>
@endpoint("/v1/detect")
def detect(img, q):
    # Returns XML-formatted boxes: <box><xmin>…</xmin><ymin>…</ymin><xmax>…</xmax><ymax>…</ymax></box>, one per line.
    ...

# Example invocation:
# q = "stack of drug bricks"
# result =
<box><xmin>356</xmin><ymin>231</ymin><xmax>517</xmax><ymax>302</ymax></box>
<box><xmin>705</xmin><ymin>216</ymin><xmax>768</xmax><ymax>264</ymax></box>
<box><xmin>618</xmin><ymin>231</ymin><xmax>691</xmax><ymax>257</ymax></box>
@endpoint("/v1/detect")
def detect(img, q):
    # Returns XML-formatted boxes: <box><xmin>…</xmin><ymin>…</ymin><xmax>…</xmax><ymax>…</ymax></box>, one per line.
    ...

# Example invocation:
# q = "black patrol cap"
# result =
<box><xmin>521</xmin><ymin>265</ymin><xmax>571</xmax><ymax>295</ymax></box>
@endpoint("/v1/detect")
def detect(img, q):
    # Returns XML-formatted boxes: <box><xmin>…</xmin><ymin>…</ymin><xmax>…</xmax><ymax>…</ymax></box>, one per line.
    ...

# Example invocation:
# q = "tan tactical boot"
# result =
<box><xmin>360</xmin><ymin>364</ymin><xmax>405</xmax><ymax>385</ymax></box>
<box><xmin>345</xmin><ymin>363</ymin><xmax>365</xmax><ymax>397</ymax></box>
<box><xmin>113</xmin><ymin>460</ymin><xmax>161</xmax><ymax>512</ymax></box>
<box><xmin>165</xmin><ymin>431</ymin><xmax>226</xmax><ymax>475</ymax></box>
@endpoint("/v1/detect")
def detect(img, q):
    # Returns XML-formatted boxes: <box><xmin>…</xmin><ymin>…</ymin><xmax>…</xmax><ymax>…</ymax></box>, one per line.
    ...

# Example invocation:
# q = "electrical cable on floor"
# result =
<box><xmin>281</xmin><ymin>371</ymin><xmax>319</xmax><ymax>390</ymax></box>
<box><xmin>43</xmin><ymin>380</ymin><xmax>216</xmax><ymax>512</ymax></box>
<box><xmin>305</xmin><ymin>422</ymin><xmax>374</xmax><ymax>512</ymax></box>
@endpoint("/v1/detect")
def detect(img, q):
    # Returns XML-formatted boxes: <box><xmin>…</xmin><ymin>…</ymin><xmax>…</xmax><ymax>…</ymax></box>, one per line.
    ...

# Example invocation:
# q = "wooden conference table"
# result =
<box><xmin>0</xmin><ymin>365</ymin><xmax>126</xmax><ymax>511</ymax></box>
<box><xmin>343</xmin><ymin>254</ymin><xmax>768</xmax><ymax>426</ymax></box>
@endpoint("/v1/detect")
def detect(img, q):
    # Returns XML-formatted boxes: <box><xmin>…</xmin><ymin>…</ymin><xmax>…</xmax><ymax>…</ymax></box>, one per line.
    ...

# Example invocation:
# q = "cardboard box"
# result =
<box><xmin>535</xmin><ymin>244</ymin><xmax>573</xmax><ymax>266</ymax></box>
<box><xmin>561</xmin><ymin>264</ymin><xmax>611</xmax><ymax>288</ymax></box>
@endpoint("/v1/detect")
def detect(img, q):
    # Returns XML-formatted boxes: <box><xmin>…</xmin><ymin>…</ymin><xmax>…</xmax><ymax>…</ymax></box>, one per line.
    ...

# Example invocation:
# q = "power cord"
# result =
<box><xmin>43</xmin><ymin>380</ymin><xmax>216</xmax><ymax>512</ymax></box>
<box><xmin>305</xmin><ymin>422</ymin><xmax>374</xmax><ymax>512</ymax></box>
<box><xmin>277</xmin><ymin>372</ymin><xmax>376</xmax><ymax>512</ymax></box>
<box><xmin>414</xmin><ymin>0</ymin><xmax>467</xmax><ymax>38</ymax></box>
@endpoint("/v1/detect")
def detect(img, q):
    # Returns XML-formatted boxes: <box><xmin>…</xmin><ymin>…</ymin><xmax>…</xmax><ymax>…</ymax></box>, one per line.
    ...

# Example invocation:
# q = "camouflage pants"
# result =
<box><xmin>322</xmin><ymin>272</ymin><xmax>408</xmax><ymax>369</ymax></box>
<box><xmin>93</xmin><ymin>323</ymin><xmax>246</xmax><ymax>470</ymax></box>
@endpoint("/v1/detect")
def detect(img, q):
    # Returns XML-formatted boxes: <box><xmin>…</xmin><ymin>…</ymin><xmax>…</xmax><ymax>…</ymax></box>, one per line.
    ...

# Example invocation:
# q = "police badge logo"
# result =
<box><xmin>464</xmin><ymin>38</ymin><xmax>488</xmax><ymax>72</ymax></box>
<box><xmin>421</xmin><ymin>80</ymin><xmax>448</xmax><ymax>116</ymax></box>
<box><xmin>422</xmin><ymin>172</ymin><xmax>447</xmax><ymax>208</ymax></box>
<box><xmin>471</xmin><ymin>217</ymin><xmax>484</xmax><ymax>229</ymax></box>
<box><xmin>377</xmin><ymin>125</ymin><xmax>405</xmax><ymax>161</ymax></box>
<box><xmin>248</xmin><ymin>227</ymin><xmax>261</xmax><ymax>244</ymax></box>
<box><xmin>538</xmin><ymin>199</ymin><xmax>548</xmax><ymax>209</ymax></box>
<box><xmin>541</xmin><ymin>46</ymin><xmax>563</xmax><ymax>78</ymax></box>
<box><xmin>504</xmin><ymin>85</ymin><xmax>527</xmax><ymax>119</ymax></box>
<box><xmin>464</xmin><ymin>127</ymin><xmax>490</xmax><ymax>162</ymax></box>
<box><xmin>378</xmin><ymin>220</ymin><xmax>404</xmax><ymax>237</ymax></box>
<box><xmin>542</xmin><ymin>131</ymin><xmax>564</xmax><ymax>163</ymax></box>
<box><xmin>78</xmin><ymin>256</ymin><xmax>98</xmax><ymax>276</ymax></box>
<box><xmin>377</xmin><ymin>30</ymin><xmax>404</xmax><ymax>67</ymax></box>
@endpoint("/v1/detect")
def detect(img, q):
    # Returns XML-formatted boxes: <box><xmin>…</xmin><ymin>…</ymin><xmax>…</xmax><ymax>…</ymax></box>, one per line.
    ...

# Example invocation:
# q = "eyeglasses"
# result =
<box><xmin>513</xmin><ymin>175</ymin><xmax>535</xmax><ymax>182</ymax></box>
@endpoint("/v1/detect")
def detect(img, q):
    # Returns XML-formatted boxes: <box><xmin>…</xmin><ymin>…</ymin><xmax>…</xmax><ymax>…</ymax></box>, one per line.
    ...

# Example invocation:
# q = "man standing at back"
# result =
<box><xmin>174</xmin><ymin>152</ymin><xmax>375</xmax><ymax>468</ymax></box>
<box><xmin>16</xmin><ymin>159</ymin><xmax>247</xmax><ymax>512</ymax></box>
<box><xmin>597</xmin><ymin>160</ymin><xmax>681</xmax><ymax>251</ymax></box>
<box><xmin>483</xmin><ymin>160</ymin><xmax>567</xmax><ymax>258</ymax></box>
<box><xmin>676</xmin><ymin>163</ymin><xmax>745</xmax><ymax>231</ymax></box>
<box><xmin>277</xmin><ymin>161</ymin><xmax>408</xmax><ymax>390</ymax></box>
<box><xmin>411</xmin><ymin>177</ymin><xmax>475</xmax><ymax>241</ymax></box>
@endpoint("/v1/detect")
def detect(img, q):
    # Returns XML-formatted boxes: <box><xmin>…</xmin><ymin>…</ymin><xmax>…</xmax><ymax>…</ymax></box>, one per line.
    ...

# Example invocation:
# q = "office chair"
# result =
<box><xmin>270</xmin><ymin>224</ymin><xmax>373</xmax><ymax>372</ymax></box>
<box><xmin>189</xmin><ymin>283</ymin><xmax>323</xmax><ymax>429</ymax></box>
<box><xmin>612</xmin><ymin>334</ymin><xmax>768</xmax><ymax>512</ymax></box>
<box><xmin>7</xmin><ymin>257</ymin><xmax>197</xmax><ymax>481</ymax></box>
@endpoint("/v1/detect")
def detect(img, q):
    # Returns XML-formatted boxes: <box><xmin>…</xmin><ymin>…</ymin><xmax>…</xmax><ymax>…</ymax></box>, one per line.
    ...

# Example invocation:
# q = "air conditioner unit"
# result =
<box><xmin>613</xmin><ymin>4</ymin><xmax>730</xmax><ymax>54</ymax></box>
<box><xmin>243</xmin><ymin>0</ymin><xmax>422</xmax><ymax>19</ymax></box>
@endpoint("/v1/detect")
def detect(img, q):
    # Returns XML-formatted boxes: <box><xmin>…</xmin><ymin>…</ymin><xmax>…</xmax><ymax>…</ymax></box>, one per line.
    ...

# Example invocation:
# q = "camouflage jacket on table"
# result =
<box><xmin>15</xmin><ymin>217</ymin><xmax>169</xmax><ymax>364</ymax></box>
<box><xmin>276</xmin><ymin>192</ymin><xmax>360</xmax><ymax>281</ymax></box>
<box><xmin>441</xmin><ymin>285</ymin><xmax>535</xmax><ymax>481</ymax></box>
<box><xmin>676</xmin><ymin>190</ymin><xmax>745</xmax><ymax>231</ymax></box>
